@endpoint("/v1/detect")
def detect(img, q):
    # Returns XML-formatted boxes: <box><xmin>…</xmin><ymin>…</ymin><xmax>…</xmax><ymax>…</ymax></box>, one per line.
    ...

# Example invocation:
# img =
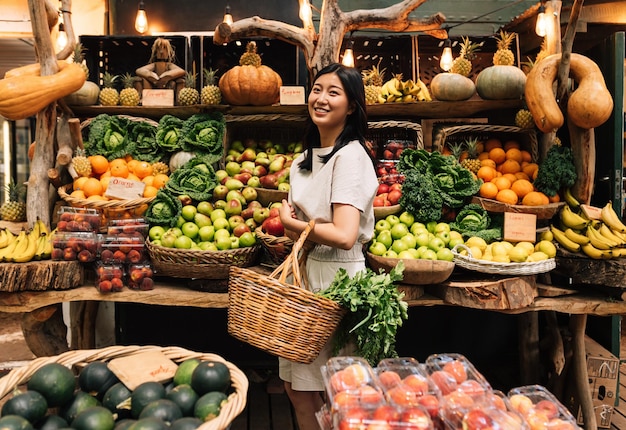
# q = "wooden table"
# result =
<box><xmin>0</xmin><ymin>279</ymin><xmax>621</xmax><ymax>430</ymax></box>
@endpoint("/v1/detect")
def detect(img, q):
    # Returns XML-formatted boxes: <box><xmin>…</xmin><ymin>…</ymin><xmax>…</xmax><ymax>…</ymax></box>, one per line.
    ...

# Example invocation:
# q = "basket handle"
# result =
<box><xmin>270</xmin><ymin>220</ymin><xmax>315</xmax><ymax>287</ymax></box>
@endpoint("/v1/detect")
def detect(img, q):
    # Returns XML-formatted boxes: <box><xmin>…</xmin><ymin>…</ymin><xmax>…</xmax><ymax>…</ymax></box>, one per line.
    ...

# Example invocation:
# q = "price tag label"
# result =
<box><xmin>503</xmin><ymin>212</ymin><xmax>537</xmax><ymax>243</ymax></box>
<box><xmin>142</xmin><ymin>89</ymin><xmax>174</xmax><ymax>106</ymax></box>
<box><xmin>108</xmin><ymin>351</ymin><xmax>178</xmax><ymax>390</ymax></box>
<box><xmin>280</xmin><ymin>86</ymin><xmax>305</xmax><ymax>105</ymax></box>
<box><xmin>580</xmin><ymin>204</ymin><xmax>602</xmax><ymax>220</ymax></box>
<box><xmin>105</xmin><ymin>177</ymin><xmax>146</xmax><ymax>200</ymax></box>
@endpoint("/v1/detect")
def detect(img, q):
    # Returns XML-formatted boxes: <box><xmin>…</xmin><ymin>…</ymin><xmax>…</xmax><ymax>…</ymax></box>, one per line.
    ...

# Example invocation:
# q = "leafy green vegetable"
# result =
<box><xmin>533</xmin><ymin>145</ymin><xmax>577</xmax><ymax>197</ymax></box>
<box><xmin>84</xmin><ymin>114</ymin><xmax>131</xmax><ymax>160</ymax></box>
<box><xmin>181</xmin><ymin>113</ymin><xmax>225</xmax><ymax>156</ymax></box>
<box><xmin>127</xmin><ymin>120</ymin><xmax>163</xmax><ymax>163</ymax></box>
<box><xmin>318</xmin><ymin>261</ymin><xmax>408</xmax><ymax>366</ymax></box>
<box><xmin>449</xmin><ymin>203</ymin><xmax>503</xmax><ymax>242</ymax></box>
<box><xmin>144</xmin><ymin>189</ymin><xmax>183</xmax><ymax>227</ymax></box>
<box><xmin>156</xmin><ymin>115</ymin><xmax>185</xmax><ymax>153</ymax></box>
<box><xmin>164</xmin><ymin>155</ymin><xmax>219</xmax><ymax>201</ymax></box>
<box><xmin>397</xmin><ymin>149</ymin><xmax>481</xmax><ymax>223</ymax></box>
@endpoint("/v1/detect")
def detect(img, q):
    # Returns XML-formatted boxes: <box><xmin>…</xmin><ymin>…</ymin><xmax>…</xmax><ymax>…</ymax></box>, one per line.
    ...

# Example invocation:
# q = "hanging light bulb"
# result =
<box><xmin>223</xmin><ymin>5</ymin><xmax>233</xmax><ymax>25</ymax></box>
<box><xmin>299</xmin><ymin>0</ymin><xmax>312</xmax><ymax>23</ymax></box>
<box><xmin>439</xmin><ymin>39</ymin><xmax>453</xmax><ymax>71</ymax></box>
<box><xmin>56</xmin><ymin>22</ymin><xmax>68</xmax><ymax>51</ymax></box>
<box><xmin>342</xmin><ymin>40</ymin><xmax>355</xmax><ymax>68</ymax></box>
<box><xmin>135</xmin><ymin>0</ymin><xmax>148</xmax><ymax>34</ymax></box>
<box><xmin>535</xmin><ymin>3</ymin><xmax>547</xmax><ymax>37</ymax></box>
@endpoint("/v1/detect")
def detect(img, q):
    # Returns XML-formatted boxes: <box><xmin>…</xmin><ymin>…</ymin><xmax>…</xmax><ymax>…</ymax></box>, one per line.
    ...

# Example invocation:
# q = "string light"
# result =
<box><xmin>341</xmin><ymin>39</ymin><xmax>355</xmax><ymax>67</ymax></box>
<box><xmin>135</xmin><ymin>0</ymin><xmax>148</xmax><ymax>34</ymax></box>
<box><xmin>439</xmin><ymin>38</ymin><xmax>453</xmax><ymax>71</ymax></box>
<box><xmin>535</xmin><ymin>3</ymin><xmax>547</xmax><ymax>37</ymax></box>
<box><xmin>56</xmin><ymin>22</ymin><xmax>68</xmax><ymax>51</ymax></box>
<box><xmin>223</xmin><ymin>5</ymin><xmax>233</xmax><ymax>25</ymax></box>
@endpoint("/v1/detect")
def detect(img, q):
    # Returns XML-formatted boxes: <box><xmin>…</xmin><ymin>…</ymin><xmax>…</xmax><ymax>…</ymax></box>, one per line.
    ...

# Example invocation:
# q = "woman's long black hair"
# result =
<box><xmin>298</xmin><ymin>63</ymin><xmax>372</xmax><ymax>171</ymax></box>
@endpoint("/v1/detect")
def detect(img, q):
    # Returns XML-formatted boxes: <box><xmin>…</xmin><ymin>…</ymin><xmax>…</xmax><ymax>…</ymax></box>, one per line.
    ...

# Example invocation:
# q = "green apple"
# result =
<box><xmin>385</xmin><ymin>215</ymin><xmax>400</xmax><ymax>227</ymax></box>
<box><xmin>415</xmin><ymin>232</ymin><xmax>431</xmax><ymax>248</ymax></box>
<box><xmin>198</xmin><ymin>241</ymin><xmax>213</xmax><ymax>250</ymax></box>
<box><xmin>176</xmin><ymin>216</ymin><xmax>186</xmax><ymax>229</ymax></box>
<box><xmin>213</xmin><ymin>217</ymin><xmax>230</xmax><ymax>231</ymax></box>
<box><xmin>247</xmin><ymin>176</ymin><xmax>261</xmax><ymax>188</ymax></box>
<box><xmin>198</xmin><ymin>225</ymin><xmax>215</xmax><ymax>242</ymax></box>
<box><xmin>435</xmin><ymin>231</ymin><xmax>450</xmax><ymax>245</ymax></box>
<box><xmin>416</xmin><ymin>245</ymin><xmax>429</xmax><ymax>257</ymax></box>
<box><xmin>426</xmin><ymin>221</ymin><xmax>438</xmax><ymax>233</ymax></box>
<box><xmin>383</xmin><ymin>249</ymin><xmax>398</xmax><ymax>259</ymax></box>
<box><xmin>400</xmin><ymin>233</ymin><xmax>417</xmax><ymax>249</ymax></box>
<box><xmin>428</xmin><ymin>237</ymin><xmax>445</xmax><ymax>252</ymax></box>
<box><xmin>375</xmin><ymin>219</ymin><xmax>391</xmax><ymax>234</ymax></box>
<box><xmin>436</xmin><ymin>247</ymin><xmax>454</xmax><ymax>262</ymax></box>
<box><xmin>215</xmin><ymin>236</ymin><xmax>232</xmax><ymax>250</ymax></box>
<box><xmin>239</xmin><ymin>231</ymin><xmax>256</xmax><ymax>247</ymax></box>
<box><xmin>228</xmin><ymin>215</ymin><xmax>245</xmax><ymax>230</ymax></box>
<box><xmin>181</xmin><ymin>205</ymin><xmax>197</xmax><ymax>221</ymax></box>
<box><xmin>229</xmin><ymin>236</ymin><xmax>240</xmax><ymax>249</ymax></box>
<box><xmin>169</xmin><ymin>227</ymin><xmax>183</xmax><ymax>238</ymax></box>
<box><xmin>214</xmin><ymin>228</ymin><xmax>231</xmax><ymax>242</ymax></box>
<box><xmin>181</xmin><ymin>222</ymin><xmax>199</xmax><ymax>240</ymax></box>
<box><xmin>226</xmin><ymin>190</ymin><xmax>246</xmax><ymax>205</ymax></box>
<box><xmin>407</xmin><ymin>248</ymin><xmax>420</xmax><ymax>259</ymax></box>
<box><xmin>398</xmin><ymin>211</ymin><xmax>415</xmax><ymax>227</ymax></box>
<box><xmin>278</xmin><ymin>183</ymin><xmax>290</xmax><ymax>192</ymax></box>
<box><xmin>448</xmin><ymin>236</ymin><xmax>465</xmax><ymax>250</ymax></box>
<box><xmin>449</xmin><ymin>231</ymin><xmax>463</xmax><ymax>241</ymax></box>
<box><xmin>215</xmin><ymin>169</ymin><xmax>229</xmax><ymax>183</ymax></box>
<box><xmin>161</xmin><ymin>233</ymin><xmax>177</xmax><ymax>248</ymax></box>
<box><xmin>376</xmin><ymin>230</ymin><xmax>392</xmax><ymax>249</ymax></box>
<box><xmin>204</xmin><ymin>242</ymin><xmax>218</xmax><ymax>251</ymax></box>
<box><xmin>244</xmin><ymin>218</ymin><xmax>257</xmax><ymax>231</ymax></box>
<box><xmin>213</xmin><ymin>200</ymin><xmax>227</xmax><ymax>210</ymax></box>
<box><xmin>151</xmin><ymin>239</ymin><xmax>162</xmax><ymax>246</ymax></box>
<box><xmin>148</xmin><ymin>225</ymin><xmax>166</xmax><ymax>241</ymax></box>
<box><xmin>420</xmin><ymin>249</ymin><xmax>438</xmax><ymax>260</ymax></box>
<box><xmin>410</xmin><ymin>222</ymin><xmax>427</xmax><ymax>236</ymax></box>
<box><xmin>174</xmin><ymin>235</ymin><xmax>193</xmax><ymax>249</ymax></box>
<box><xmin>253</xmin><ymin>208</ymin><xmax>270</xmax><ymax>224</ymax></box>
<box><xmin>369</xmin><ymin>241</ymin><xmax>387</xmax><ymax>256</ymax></box>
<box><xmin>193</xmin><ymin>213</ymin><xmax>212</xmax><ymax>228</ymax></box>
<box><xmin>391</xmin><ymin>239</ymin><xmax>409</xmax><ymax>254</ymax></box>
<box><xmin>435</xmin><ymin>222</ymin><xmax>451</xmax><ymax>233</ymax></box>
<box><xmin>390</xmin><ymin>223</ymin><xmax>409</xmax><ymax>240</ymax></box>
<box><xmin>397</xmin><ymin>250</ymin><xmax>415</xmax><ymax>260</ymax></box>
<box><xmin>210</xmin><ymin>209</ymin><xmax>227</xmax><ymax>223</ymax></box>
<box><xmin>241</xmin><ymin>187</ymin><xmax>258</xmax><ymax>203</ymax></box>
<box><xmin>197</xmin><ymin>201</ymin><xmax>214</xmax><ymax>216</ymax></box>
<box><xmin>225</xmin><ymin>161</ymin><xmax>241</xmax><ymax>176</ymax></box>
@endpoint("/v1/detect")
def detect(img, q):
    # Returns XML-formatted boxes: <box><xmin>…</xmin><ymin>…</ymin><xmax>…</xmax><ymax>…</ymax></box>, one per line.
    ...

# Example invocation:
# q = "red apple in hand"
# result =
<box><xmin>262</xmin><ymin>216</ymin><xmax>284</xmax><ymax>236</ymax></box>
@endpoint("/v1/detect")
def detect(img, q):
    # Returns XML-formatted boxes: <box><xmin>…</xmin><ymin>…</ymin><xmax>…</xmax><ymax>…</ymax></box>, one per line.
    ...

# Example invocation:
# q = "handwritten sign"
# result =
<box><xmin>108</xmin><ymin>351</ymin><xmax>178</xmax><ymax>390</ymax></box>
<box><xmin>105</xmin><ymin>177</ymin><xmax>146</xmax><ymax>200</ymax></box>
<box><xmin>580</xmin><ymin>204</ymin><xmax>602</xmax><ymax>220</ymax></box>
<box><xmin>280</xmin><ymin>86</ymin><xmax>306</xmax><ymax>105</ymax></box>
<box><xmin>142</xmin><ymin>89</ymin><xmax>174</xmax><ymax>106</ymax></box>
<box><xmin>503</xmin><ymin>212</ymin><xmax>537</xmax><ymax>243</ymax></box>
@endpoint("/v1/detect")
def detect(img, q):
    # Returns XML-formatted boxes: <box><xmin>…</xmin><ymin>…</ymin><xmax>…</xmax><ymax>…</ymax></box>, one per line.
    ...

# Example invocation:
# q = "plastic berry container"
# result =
<box><xmin>321</xmin><ymin>356</ymin><xmax>384</xmax><ymax>411</ymax></box>
<box><xmin>51</xmin><ymin>231</ymin><xmax>100</xmax><ymax>262</ymax></box>
<box><xmin>424</xmin><ymin>353</ymin><xmax>491</xmax><ymax>397</ymax></box>
<box><xmin>127</xmin><ymin>262</ymin><xmax>155</xmax><ymax>291</ymax></box>
<box><xmin>106</xmin><ymin>217</ymin><xmax>149</xmax><ymax>238</ymax></box>
<box><xmin>100</xmin><ymin>235</ymin><xmax>147</xmax><ymax>264</ymax></box>
<box><xmin>507</xmin><ymin>385</ymin><xmax>579</xmax><ymax>430</ymax></box>
<box><xmin>56</xmin><ymin>206</ymin><xmax>101</xmax><ymax>232</ymax></box>
<box><xmin>94</xmin><ymin>261</ymin><xmax>125</xmax><ymax>293</ymax></box>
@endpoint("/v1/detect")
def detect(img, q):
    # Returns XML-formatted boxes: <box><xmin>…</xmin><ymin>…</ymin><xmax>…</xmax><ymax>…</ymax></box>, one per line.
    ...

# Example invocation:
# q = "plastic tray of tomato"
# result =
<box><xmin>321</xmin><ymin>356</ymin><xmax>385</xmax><ymax>412</ymax></box>
<box><xmin>507</xmin><ymin>385</ymin><xmax>580</xmax><ymax>430</ymax></box>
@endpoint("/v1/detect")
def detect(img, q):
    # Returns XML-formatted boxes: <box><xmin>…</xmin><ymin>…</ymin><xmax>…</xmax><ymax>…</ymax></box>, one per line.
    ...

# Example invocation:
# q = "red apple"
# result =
<box><xmin>98</xmin><ymin>280</ymin><xmax>112</xmax><ymax>293</ymax></box>
<box><xmin>387</xmin><ymin>189</ymin><xmax>402</xmax><ymax>205</ymax></box>
<box><xmin>377</xmin><ymin>183</ymin><xmax>390</xmax><ymax>195</ymax></box>
<box><xmin>390</xmin><ymin>183</ymin><xmax>402</xmax><ymax>191</ymax></box>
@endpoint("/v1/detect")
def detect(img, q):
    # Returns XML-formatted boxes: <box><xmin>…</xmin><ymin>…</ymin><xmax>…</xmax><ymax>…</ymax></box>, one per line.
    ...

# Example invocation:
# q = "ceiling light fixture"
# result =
<box><xmin>535</xmin><ymin>3</ymin><xmax>547</xmax><ymax>37</ymax></box>
<box><xmin>135</xmin><ymin>0</ymin><xmax>148</xmax><ymax>34</ymax></box>
<box><xmin>439</xmin><ymin>38</ymin><xmax>453</xmax><ymax>71</ymax></box>
<box><xmin>223</xmin><ymin>5</ymin><xmax>233</xmax><ymax>25</ymax></box>
<box><xmin>56</xmin><ymin>22</ymin><xmax>68</xmax><ymax>51</ymax></box>
<box><xmin>341</xmin><ymin>39</ymin><xmax>355</xmax><ymax>67</ymax></box>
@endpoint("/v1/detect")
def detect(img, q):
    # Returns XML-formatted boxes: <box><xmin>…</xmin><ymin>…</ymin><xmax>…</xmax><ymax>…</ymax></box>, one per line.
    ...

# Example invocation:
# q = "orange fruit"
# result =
<box><xmin>70</xmin><ymin>189</ymin><xmax>86</xmax><ymax>199</ymax></box>
<box><xmin>500</xmin><ymin>159</ymin><xmax>521</xmax><ymax>175</ymax></box>
<box><xmin>134</xmin><ymin>161</ymin><xmax>154</xmax><ymax>179</ymax></box>
<box><xmin>521</xmin><ymin>150</ymin><xmax>533</xmax><ymax>163</ymax></box>
<box><xmin>496</xmin><ymin>189</ymin><xmax>519</xmax><ymax>205</ymax></box>
<box><xmin>110</xmin><ymin>163</ymin><xmax>129</xmax><ymax>178</ymax></box>
<box><xmin>548</xmin><ymin>193</ymin><xmax>561</xmax><ymax>203</ymax></box>
<box><xmin>522</xmin><ymin>162</ymin><xmax>539</xmax><ymax>178</ymax></box>
<box><xmin>503</xmin><ymin>140</ymin><xmax>521</xmax><ymax>151</ymax></box>
<box><xmin>100</xmin><ymin>175</ymin><xmax>111</xmax><ymax>192</ymax></box>
<box><xmin>142</xmin><ymin>175</ymin><xmax>155</xmax><ymax>187</ymax></box>
<box><xmin>127</xmin><ymin>173</ymin><xmax>140</xmax><ymax>182</ymax></box>
<box><xmin>480</xmin><ymin>158</ymin><xmax>496</xmax><ymax>168</ymax></box>
<box><xmin>73</xmin><ymin>176</ymin><xmax>88</xmax><ymax>191</ymax></box>
<box><xmin>484</xmin><ymin>138</ymin><xmax>503</xmax><ymax>152</ymax></box>
<box><xmin>143</xmin><ymin>185</ymin><xmax>158</xmax><ymax>198</ymax></box>
<box><xmin>89</xmin><ymin>155</ymin><xmax>109</xmax><ymax>175</ymax></box>
<box><xmin>124</xmin><ymin>154</ymin><xmax>134</xmax><ymax>162</ymax></box>
<box><xmin>478</xmin><ymin>152</ymin><xmax>489</xmax><ymax>161</ymax></box>
<box><xmin>479</xmin><ymin>182</ymin><xmax>499</xmax><ymax>199</ymax></box>
<box><xmin>488</xmin><ymin>147</ymin><xmax>506</xmax><ymax>165</ymax></box>
<box><xmin>511</xmin><ymin>179</ymin><xmax>534</xmax><ymax>199</ymax></box>
<box><xmin>477</xmin><ymin>166</ymin><xmax>497</xmax><ymax>183</ymax></box>
<box><xmin>127</xmin><ymin>159</ymin><xmax>140</xmax><ymax>173</ymax></box>
<box><xmin>522</xmin><ymin>191</ymin><xmax>550</xmax><ymax>206</ymax></box>
<box><xmin>502</xmin><ymin>173</ymin><xmax>518</xmax><ymax>184</ymax></box>
<box><xmin>82</xmin><ymin>177</ymin><xmax>104</xmax><ymax>197</ymax></box>
<box><xmin>86</xmin><ymin>195</ymin><xmax>108</xmax><ymax>202</ymax></box>
<box><xmin>109</xmin><ymin>158</ymin><xmax>127</xmax><ymax>169</ymax></box>
<box><xmin>153</xmin><ymin>173</ymin><xmax>169</xmax><ymax>189</ymax></box>
<box><xmin>492</xmin><ymin>176</ymin><xmax>512</xmax><ymax>191</ymax></box>
<box><xmin>505</xmin><ymin>148</ymin><xmax>523</xmax><ymax>163</ymax></box>
<box><xmin>514</xmin><ymin>172</ymin><xmax>530</xmax><ymax>181</ymax></box>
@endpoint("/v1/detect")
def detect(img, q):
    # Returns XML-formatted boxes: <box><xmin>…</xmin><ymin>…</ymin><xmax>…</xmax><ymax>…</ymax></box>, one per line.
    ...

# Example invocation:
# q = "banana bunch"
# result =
<box><xmin>551</xmin><ymin>193</ymin><xmax>626</xmax><ymax>259</ymax></box>
<box><xmin>378</xmin><ymin>75</ymin><xmax>432</xmax><ymax>103</ymax></box>
<box><xmin>0</xmin><ymin>219</ymin><xmax>53</xmax><ymax>263</ymax></box>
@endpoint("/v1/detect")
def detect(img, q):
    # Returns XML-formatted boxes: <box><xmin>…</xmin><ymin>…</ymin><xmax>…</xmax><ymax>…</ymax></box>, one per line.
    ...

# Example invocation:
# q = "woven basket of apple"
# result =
<box><xmin>254</xmin><ymin>205</ymin><xmax>294</xmax><ymax>266</ymax></box>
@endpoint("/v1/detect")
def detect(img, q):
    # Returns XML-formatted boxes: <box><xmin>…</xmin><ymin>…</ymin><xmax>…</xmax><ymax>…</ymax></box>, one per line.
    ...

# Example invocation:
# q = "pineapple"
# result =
<box><xmin>450</xmin><ymin>37</ymin><xmax>481</xmax><ymax>77</ymax></box>
<box><xmin>515</xmin><ymin>109</ymin><xmax>535</xmax><ymax>129</ymax></box>
<box><xmin>362</xmin><ymin>60</ymin><xmax>386</xmax><ymax>105</ymax></box>
<box><xmin>493</xmin><ymin>30</ymin><xmax>516</xmax><ymax>66</ymax></box>
<box><xmin>178</xmin><ymin>72</ymin><xmax>199</xmax><ymax>106</ymax></box>
<box><xmin>72</xmin><ymin>43</ymin><xmax>89</xmax><ymax>78</ymax></box>
<box><xmin>99</xmin><ymin>72</ymin><xmax>119</xmax><ymax>106</ymax></box>
<box><xmin>535</xmin><ymin>38</ymin><xmax>549</xmax><ymax>64</ymax></box>
<box><xmin>119</xmin><ymin>73</ymin><xmax>140</xmax><ymax>106</ymax></box>
<box><xmin>200</xmin><ymin>68</ymin><xmax>221</xmax><ymax>105</ymax></box>
<box><xmin>72</xmin><ymin>148</ymin><xmax>92</xmax><ymax>177</ymax></box>
<box><xmin>447</xmin><ymin>141</ymin><xmax>465</xmax><ymax>162</ymax></box>
<box><xmin>1</xmin><ymin>180</ymin><xmax>26</xmax><ymax>222</ymax></box>
<box><xmin>151</xmin><ymin>161</ymin><xmax>169</xmax><ymax>176</ymax></box>
<box><xmin>239</xmin><ymin>41</ymin><xmax>262</xmax><ymax>67</ymax></box>
<box><xmin>460</xmin><ymin>137</ymin><xmax>481</xmax><ymax>173</ymax></box>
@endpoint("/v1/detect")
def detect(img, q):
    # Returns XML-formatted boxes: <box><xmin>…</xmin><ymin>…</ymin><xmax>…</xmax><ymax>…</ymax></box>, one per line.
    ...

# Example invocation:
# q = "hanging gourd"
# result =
<box><xmin>219</xmin><ymin>41</ymin><xmax>282</xmax><ymax>106</ymax></box>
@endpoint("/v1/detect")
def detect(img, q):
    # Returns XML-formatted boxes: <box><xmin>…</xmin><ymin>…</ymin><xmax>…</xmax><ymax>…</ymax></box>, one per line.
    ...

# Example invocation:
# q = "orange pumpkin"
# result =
<box><xmin>218</xmin><ymin>41</ymin><xmax>282</xmax><ymax>106</ymax></box>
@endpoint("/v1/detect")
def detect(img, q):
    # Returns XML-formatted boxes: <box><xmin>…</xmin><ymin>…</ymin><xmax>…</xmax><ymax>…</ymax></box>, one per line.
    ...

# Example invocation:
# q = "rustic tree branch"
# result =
<box><xmin>556</xmin><ymin>0</ymin><xmax>584</xmax><ymax>108</ymax></box>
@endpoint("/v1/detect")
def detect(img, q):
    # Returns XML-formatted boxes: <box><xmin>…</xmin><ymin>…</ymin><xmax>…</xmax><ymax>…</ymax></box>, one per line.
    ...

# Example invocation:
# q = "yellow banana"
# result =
<box><xmin>0</xmin><ymin>229</ymin><xmax>9</xmax><ymax>249</ymax></box>
<box><xmin>13</xmin><ymin>232</ymin><xmax>39</xmax><ymax>263</ymax></box>
<box><xmin>559</xmin><ymin>205</ymin><xmax>589</xmax><ymax>230</ymax></box>
<box><xmin>563</xmin><ymin>188</ymin><xmax>581</xmax><ymax>210</ymax></box>
<box><xmin>41</xmin><ymin>235</ymin><xmax>53</xmax><ymax>260</ymax></box>
<box><xmin>598</xmin><ymin>223</ymin><xmax>626</xmax><ymax>246</ymax></box>
<box><xmin>401</xmin><ymin>94</ymin><xmax>413</xmax><ymax>102</ymax></box>
<box><xmin>550</xmin><ymin>225</ymin><xmax>580</xmax><ymax>253</ymax></box>
<box><xmin>0</xmin><ymin>230</ymin><xmax>26</xmax><ymax>261</ymax></box>
<box><xmin>10</xmin><ymin>232</ymin><xmax>31</xmax><ymax>261</ymax></box>
<box><xmin>377</xmin><ymin>94</ymin><xmax>387</xmax><ymax>104</ymax></box>
<box><xmin>581</xmin><ymin>243</ymin><xmax>612</xmax><ymax>259</ymax></box>
<box><xmin>585</xmin><ymin>226</ymin><xmax>613</xmax><ymax>250</ymax></box>
<box><xmin>415</xmin><ymin>79</ymin><xmax>432</xmax><ymax>101</ymax></box>
<box><xmin>610</xmin><ymin>227</ymin><xmax>626</xmax><ymax>242</ymax></box>
<box><xmin>34</xmin><ymin>218</ymin><xmax>49</xmax><ymax>236</ymax></box>
<box><xmin>600</xmin><ymin>201</ymin><xmax>626</xmax><ymax>233</ymax></box>
<box><xmin>564</xmin><ymin>228</ymin><xmax>590</xmax><ymax>245</ymax></box>
<box><xmin>383</xmin><ymin>79</ymin><xmax>402</xmax><ymax>97</ymax></box>
<box><xmin>33</xmin><ymin>234</ymin><xmax>47</xmax><ymax>260</ymax></box>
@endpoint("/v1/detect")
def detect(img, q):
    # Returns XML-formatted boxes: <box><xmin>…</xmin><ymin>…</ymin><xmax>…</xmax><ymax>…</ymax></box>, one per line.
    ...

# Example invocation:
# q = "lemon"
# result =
<box><xmin>465</xmin><ymin>236</ymin><xmax>487</xmax><ymax>252</ymax></box>
<box><xmin>492</xmin><ymin>254</ymin><xmax>511</xmax><ymax>263</ymax></box>
<box><xmin>536</xmin><ymin>240</ymin><xmax>557</xmax><ymax>258</ymax></box>
<box><xmin>528</xmin><ymin>251</ymin><xmax>549</xmax><ymax>261</ymax></box>
<box><xmin>468</xmin><ymin>246</ymin><xmax>483</xmax><ymax>259</ymax></box>
<box><xmin>491</xmin><ymin>242</ymin><xmax>508</xmax><ymax>257</ymax></box>
<box><xmin>515</xmin><ymin>241</ymin><xmax>535</xmax><ymax>255</ymax></box>
<box><xmin>508</xmin><ymin>246</ymin><xmax>529</xmax><ymax>263</ymax></box>
<box><xmin>500</xmin><ymin>241</ymin><xmax>515</xmax><ymax>252</ymax></box>
<box><xmin>540</xmin><ymin>230</ymin><xmax>554</xmax><ymax>241</ymax></box>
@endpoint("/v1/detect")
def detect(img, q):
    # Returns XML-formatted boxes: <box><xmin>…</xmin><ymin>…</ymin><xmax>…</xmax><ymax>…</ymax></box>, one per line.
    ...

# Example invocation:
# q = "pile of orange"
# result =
<box><xmin>71</xmin><ymin>154</ymin><xmax>170</xmax><ymax>201</ymax></box>
<box><xmin>474</xmin><ymin>138</ymin><xmax>556</xmax><ymax>206</ymax></box>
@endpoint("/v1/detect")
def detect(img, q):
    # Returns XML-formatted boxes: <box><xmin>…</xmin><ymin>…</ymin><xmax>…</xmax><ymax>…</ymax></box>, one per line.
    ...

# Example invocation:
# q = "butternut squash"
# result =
<box><xmin>0</xmin><ymin>62</ymin><xmax>85</xmax><ymax>120</ymax></box>
<box><xmin>4</xmin><ymin>60</ymin><xmax>67</xmax><ymax>79</ymax></box>
<box><xmin>524</xmin><ymin>53</ymin><xmax>613</xmax><ymax>133</ymax></box>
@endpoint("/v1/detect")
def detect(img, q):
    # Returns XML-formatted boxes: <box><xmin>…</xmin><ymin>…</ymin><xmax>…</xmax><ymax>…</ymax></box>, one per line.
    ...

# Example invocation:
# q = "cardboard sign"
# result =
<box><xmin>105</xmin><ymin>177</ymin><xmax>146</xmax><ymax>200</ymax></box>
<box><xmin>108</xmin><ymin>351</ymin><xmax>178</xmax><ymax>390</ymax></box>
<box><xmin>581</xmin><ymin>204</ymin><xmax>602</xmax><ymax>220</ymax></box>
<box><xmin>142</xmin><ymin>89</ymin><xmax>174</xmax><ymax>106</ymax></box>
<box><xmin>503</xmin><ymin>212</ymin><xmax>537</xmax><ymax>243</ymax></box>
<box><xmin>280</xmin><ymin>86</ymin><xmax>306</xmax><ymax>105</ymax></box>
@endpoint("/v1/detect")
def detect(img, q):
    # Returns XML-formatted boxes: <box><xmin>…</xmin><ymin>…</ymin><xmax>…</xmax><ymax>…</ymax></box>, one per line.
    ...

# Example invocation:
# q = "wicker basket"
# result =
<box><xmin>471</xmin><ymin>196</ymin><xmax>565</xmax><ymax>220</ymax></box>
<box><xmin>255</xmin><ymin>227</ymin><xmax>294</xmax><ymax>265</ymax></box>
<box><xmin>452</xmin><ymin>244</ymin><xmax>556</xmax><ymax>275</ymax></box>
<box><xmin>146</xmin><ymin>239</ymin><xmax>261</xmax><ymax>280</ymax></box>
<box><xmin>58</xmin><ymin>184</ymin><xmax>155</xmax><ymax>213</ymax></box>
<box><xmin>366</xmin><ymin>252</ymin><xmax>455</xmax><ymax>285</ymax></box>
<box><xmin>0</xmin><ymin>345</ymin><xmax>248</xmax><ymax>430</ymax></box>
<box><xmin>367</xmin><ymin>120</ymin><xmax>424</xmax><ymax>155</ymax></box>
<box><xmin>228</xmin><ymin>221</ymin><xmax>347</xmax><ymax>364</ymax></box>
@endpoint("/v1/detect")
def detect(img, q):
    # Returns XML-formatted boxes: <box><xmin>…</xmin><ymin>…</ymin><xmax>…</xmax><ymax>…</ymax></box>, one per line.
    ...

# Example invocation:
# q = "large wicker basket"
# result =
<box><xmin>228</xmin><ymin>221</ymin><xmax>347</xmax><ymax>364</ymax></box>
<box><xmin>146</xmin><ymin>239</ymin><xmax>261</xmax><ymax>280</ymax></box>
<box><xmin>0</xmin><ymin>345</ymin><xmax>248</xmax><ymax>430</ymax></box>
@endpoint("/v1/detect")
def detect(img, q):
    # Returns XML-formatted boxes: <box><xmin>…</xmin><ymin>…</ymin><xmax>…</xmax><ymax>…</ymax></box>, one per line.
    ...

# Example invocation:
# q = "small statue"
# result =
<box><xmin>135</xmin><ymin>37</ymin><xmax>185</xmax><ymax>89</ymax></box>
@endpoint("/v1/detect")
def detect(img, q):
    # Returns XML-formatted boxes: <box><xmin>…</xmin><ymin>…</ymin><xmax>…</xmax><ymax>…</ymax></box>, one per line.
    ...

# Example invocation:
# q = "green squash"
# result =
<box><xmin>430</xmin><ymin>73</ymin><xmax>476</xmax><ymax>101</ymax></box>
<box><xmin>475</xmin><ymin>65</ymin><xmax>526</xmax><ymax>100</ymax></box>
